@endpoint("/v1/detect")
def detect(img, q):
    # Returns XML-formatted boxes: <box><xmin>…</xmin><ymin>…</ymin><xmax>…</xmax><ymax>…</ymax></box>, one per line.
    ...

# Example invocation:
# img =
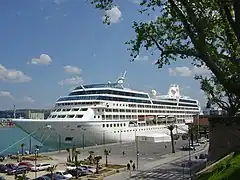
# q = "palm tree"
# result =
<box><xmin>75</xmin><ymin>150</ymin><xmax>80</xmax><ymax>164</ymax></box>
<box><xmin>94</xmin><ymin>155</ymin><xmax>102</xmax><ymax>174</ymax></box>
<box><xmin>47</xmin><ymin>165</ymin><xmax>57</xmax><ymax>180</ymax></box>
<box><xmin>104</xmin><ymin>149</ymin><xmax>111</xmax><ymax>167</ymax></box>
<box><xmin>71</xmin><ymin>147</ymin><xmax>76</xmax><ymax>162</ymax></box>
<box><xmin>66</xmin><ymin>148</ymin><xmax>71</xmax><ymax>162</ymax></box>
<box><xmin>74</xmin><ymin>160</ymin><xmax>81</xmax><ymax>179</ymax></box>
<box><xmin>88</xmin><ymin>150</ymin><xmax>94</xmax><ymax>164</ymax></box>
<box><xmin>20</xmin><ymin>143</ymin><xmax>25</xmax><ymax>156</ymax></box>
<box><xmin>167</xmin><ymin>125</ymin><xmax>175</xmax><ymax>153</ymax></box>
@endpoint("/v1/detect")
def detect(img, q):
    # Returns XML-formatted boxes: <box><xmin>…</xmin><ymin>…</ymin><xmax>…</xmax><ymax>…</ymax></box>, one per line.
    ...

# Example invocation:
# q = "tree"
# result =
<box><xmin>88</xmin><ymin>151</ymin><xmax>95</xmax><ymax>164</ymax></box>
<box><xmin>94</xmin><ymin>155</ymin><xmax>102</xmax><ymax>174</ymax></box>
<box><xmin>20</xmin><ymin>143</ymin><xmax>24</xmax><ymax>156</ymax></box>
<box><xmin>71</xmin><ymin>147</ymin><xmax>76</xmax><ymax>162</ymax></box>
<box><xmin>75</xmin><ymin>150</ymin><xmax>80</xmax><ymax>163</ymax></box>
<box><xmin>89</xmin><ymin>0</ymin><xmax>240</xmax><ymax>97</ymax></box>
<box><xmin>66</xmin><ymin>148</ymin><xmax>71</xmax><ymax>162</ymax></box>
<box><xmin>104</xmin><ymin>149</ymin><xmax>111</xmax><ymax>167</ymax></box>
<box><xmin>167</xmin><ymin>125</ymin><xmax>175</xmax><ymax>153</ymax></box>
<box><xmin>199</xmin><ymin>75</ymin><xmax>240</xmax><ymax>116</ymax></box>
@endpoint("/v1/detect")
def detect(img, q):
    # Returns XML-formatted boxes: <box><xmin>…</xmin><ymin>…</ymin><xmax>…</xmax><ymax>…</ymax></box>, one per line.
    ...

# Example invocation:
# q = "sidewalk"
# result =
<box><xmin>104</xmin><ymin>143</ymin><xmax>209</xmax><ymax>180</ymax></box>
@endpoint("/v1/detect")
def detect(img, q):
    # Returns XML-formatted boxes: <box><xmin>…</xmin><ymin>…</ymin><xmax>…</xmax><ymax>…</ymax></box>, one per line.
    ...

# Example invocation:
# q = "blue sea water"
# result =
<box><xmin>0</xmin><ymin>127</ymin><xmax>57</xmax><ymax>156</ymax></box>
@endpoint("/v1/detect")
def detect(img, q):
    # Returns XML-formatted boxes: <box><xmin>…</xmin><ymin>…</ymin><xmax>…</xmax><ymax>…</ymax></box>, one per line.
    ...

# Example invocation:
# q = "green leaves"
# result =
<box><xmin>89</xmin><ymin>0</ymin><xmax>240</xmax><ymax>97</ymax></box>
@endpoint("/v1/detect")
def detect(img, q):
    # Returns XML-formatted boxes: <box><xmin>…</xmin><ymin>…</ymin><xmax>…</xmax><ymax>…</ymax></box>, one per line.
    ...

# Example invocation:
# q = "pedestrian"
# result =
<box><xmin>132</xmin><ymin>163</ymin><xmax>136</xmax><ymax>171</ymax></box>
<box><xmin>127</xmin><ymin>163</ymin><xmax>130</xmax><ymax>170</ymax></box>
<box><xmin>123</xmin><ymin>151</ymin><xmax>125</xmax><ymax>156</ymax></box>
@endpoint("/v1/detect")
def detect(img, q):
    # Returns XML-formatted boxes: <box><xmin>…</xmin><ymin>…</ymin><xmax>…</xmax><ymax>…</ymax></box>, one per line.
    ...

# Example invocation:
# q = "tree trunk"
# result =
<box><xmin>170</xmin><ymin>130</ymin><xmax>175</xmax><ymax>153</ymax></box>
<box><xmin>105</xmin><ymin>155</ymin><xmax>108</xmax><ymax>167</ymax></box>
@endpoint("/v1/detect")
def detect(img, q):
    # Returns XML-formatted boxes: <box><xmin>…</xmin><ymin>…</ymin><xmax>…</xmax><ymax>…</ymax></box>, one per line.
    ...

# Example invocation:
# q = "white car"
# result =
<box><xmin>31</xmin><ymin>163</ymin><xmax>52</xmax><ymax>171</ymax></box>
<box><xmin>56</xmin><ymin>171</ymin><xmax>73</xmax><ymax>179</ymax></box>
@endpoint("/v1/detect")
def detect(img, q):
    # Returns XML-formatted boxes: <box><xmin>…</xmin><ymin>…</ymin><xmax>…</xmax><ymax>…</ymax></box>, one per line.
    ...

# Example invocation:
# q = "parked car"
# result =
<box><xmin>0</xmin><ymin>164</ymin><xmax>7</xmax><ymax>173</ymax></box>
<box><xmin>31</xmin><ymin>163</ymin><xmax>52</xmax><ymax>171</ymax></box>
<box><xmin>55</xmin><ymin>170</ymin><xmax>72</xmax><ymax>179</ymax></box>
<box><xmin>199</xmin><ymin>153</ymin><xmax>208</xmax><ymax>159</ymax></box>
<box><xmin>67</xmin><ymin>169</ymin><xmax>87</xmax><ymax>177</ymax></box>
<box><xmin>80</xmin><ymin>165</ymin><xmax>96</xmax><ymax>173</ymax></box>
<box><xmin>44</xmin><ymin>173</ymin><xmax>66</xmax><ymax>180</ymax></box>
<box><xmin>4</xmin><ymin>163</ymin><xmax>17</xmax><ymax>173</ymax></box>
<box><xmin>7</xmin><ymin>165</ymin><xmax>29</xmax><ymax>175</ymax></box>
<box><xmin>18</xmin><ymin>161</ymin><xmax>34</xmax><ymax>169</ymax></box>
<box><xmin>35</xmin><ymin>175</ymin><xmax>51</xmax><ymax>180</ymax></box>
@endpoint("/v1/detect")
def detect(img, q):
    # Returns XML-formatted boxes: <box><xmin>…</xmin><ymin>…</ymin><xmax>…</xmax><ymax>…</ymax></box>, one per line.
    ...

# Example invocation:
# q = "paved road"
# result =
<box><xmin>127</xmin><ymin>150</ymin><xmax>208</xmax><ymax>180</ymax></box>
<box><xmin>104</xmin><ymin>143</ymin><xmax>209</xmax><ymax>180</ymax></box>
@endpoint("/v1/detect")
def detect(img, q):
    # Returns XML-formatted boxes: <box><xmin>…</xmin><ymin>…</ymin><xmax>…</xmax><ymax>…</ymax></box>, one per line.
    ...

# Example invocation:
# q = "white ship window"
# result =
<box><xmin>102</xmin><ymin>115</ymin><xmax>105</xmax><ymax>120</ymax></box>
<box><xmin>117</xmin><ymin>124</ymin><xmax>119</xmax><ymax>127</ymax></box>
<box><xmin>110</xmin><ymin>124</ymin><xmax>112</xmax><ymax>127</ymax></box>
<box><xmin>52</xmin><ymin>115</ymin><xmax>57</xmax><ymax>118</ymax></box>
<box><xmin>81</xmin><ymin>108</ymin><xmax>88</xmax><ymax>111</ymax></box>
<box><xmin>76</xmin><ymin>115</ymin><xmax>83</xmax><ymax>118</ymax></box>
<box><xmin>72</xmin><ymin>108</ymin><xmax>79</xmax><ymax>111</ymax></box>
<box><xmin>126</xmin><ymin>109</ymin><xmax>131</xmax><ymax>112</ymax></box>
<box><xmin>103</xmin><ymin>124</ymin><xmax>105</xmax><ymax>128</ymax></box>
<box><xmin>114</xmin><ymin>124</ymin><xmax>116</xmax><ymax>127</ymax></box>
<box><xmin>120</xmin><ymin>124</ymin><xmax>122</xmax><ymax>127</ymax></box>
<box><xmin>67</xmin><ymin>115</ymin><xmax>75</xmax><ymax>118</ymax></box>
<box><xmin>124</xmin><ymin>123</ymin><xmax>126</xmax><ymax>126</ymax></box>
<box><xmin>106</xmin><ymin>124</ymin><xmax>109</xmax><ymax>127</ymax></box>
<box><xmin>56</xmin><ymin>109</ymin><xmax>62</xmax><ymax>112</ymax></box>
<box><xmin>94</xmin><ymin>116</ymin><xmax>96</xmax><ymax>118</ymax></box>
<box><xmin>98</xmin><ymin>116</ymin><xmax>100</xmax><ymax>118</ymax></box>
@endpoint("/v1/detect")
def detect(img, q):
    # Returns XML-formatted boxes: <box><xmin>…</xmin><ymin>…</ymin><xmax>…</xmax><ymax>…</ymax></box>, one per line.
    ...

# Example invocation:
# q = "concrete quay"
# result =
<box><xmin>0</xmin><ymin>140</ymin><xmax>189</xmax><ymax>179</ymax></box>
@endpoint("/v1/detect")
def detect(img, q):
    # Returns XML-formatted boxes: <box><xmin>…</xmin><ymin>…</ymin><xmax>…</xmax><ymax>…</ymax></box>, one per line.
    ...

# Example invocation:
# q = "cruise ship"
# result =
<box><xmin>13</xmin><ymin>72</ymin><xmax>201</xmax><ymax>148</ymax></box>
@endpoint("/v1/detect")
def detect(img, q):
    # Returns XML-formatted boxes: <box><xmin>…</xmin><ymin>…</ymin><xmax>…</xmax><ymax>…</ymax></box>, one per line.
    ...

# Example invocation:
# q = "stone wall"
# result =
<box><xmin>208</xmin><ymin>116</ymin><xmax>240</xmax><ymax>161</ymax></box>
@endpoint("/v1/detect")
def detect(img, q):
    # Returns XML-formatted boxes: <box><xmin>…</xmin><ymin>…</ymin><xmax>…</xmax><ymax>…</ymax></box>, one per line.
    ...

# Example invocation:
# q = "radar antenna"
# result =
<box><xmin>116</xmin><ymin>71</ymin><xmax>127</xmax><ymax>85</ymax></box>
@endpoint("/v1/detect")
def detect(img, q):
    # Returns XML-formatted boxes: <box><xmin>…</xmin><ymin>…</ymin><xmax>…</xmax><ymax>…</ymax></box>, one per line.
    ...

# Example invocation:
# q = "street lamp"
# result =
<box><xmin>135</xmin><ymin>130</ymin><xmax>139</xmax><ymax>170</ymax></box>
<box><xmin>188</xmin><ymin>137</ymin><xmax>192</xmax><ymax>178</ymax></box>
<box><xmin>34</xmin><ymin>148</ymin><xmax>39</xmax><ymax>179</ymax></box>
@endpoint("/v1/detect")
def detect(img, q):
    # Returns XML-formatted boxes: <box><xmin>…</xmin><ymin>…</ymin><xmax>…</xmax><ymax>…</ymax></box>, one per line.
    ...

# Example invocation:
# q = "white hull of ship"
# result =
<box><xmin>13</xmin><ymin>118</ymin><xmax>188</xmax><ymax>148</ymax></box>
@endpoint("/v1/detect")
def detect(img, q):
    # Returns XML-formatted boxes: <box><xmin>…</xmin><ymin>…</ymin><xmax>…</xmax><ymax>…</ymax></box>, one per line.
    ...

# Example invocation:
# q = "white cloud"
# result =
<box><xmin>21</xmin><ymin>96</ymin><xmax>34</xmax><ymax>103</ymax></box>
<box><xmin>168</xmin><ymin>66</ymin><xmax>211</xmax><ymax>77</ymax></box>
<box><xmin>44</xmin><ymin>16</ymin><xmax>52</xmax><ymax>20</ymax></box>
<box><xmin>130</xmin><ymin>0</ymin><xmax>142</xmax><ymax>4</ymax></box>
<box><xmin>0</xmin><ymin>91</ymin><xmax>13</xmax><ymax>99</ymax></box>
<box><xmin>0</xmin><ymin>64</ymin><xmax>32</xmax><ymax>83</ymax></box>
<box><xmin>53</xmin><ymin>0</ymin><xmax>67</xmax><ymax>4</ymax></box>
<box><xmin>0</xmin><ymin>90</ymin><xmax>34</xmax><ymax>106</ymax></box>
<box><xmin>59</xmin><ymin>76</ymin><xmax>83</xmax><ymax>86</ymax></box>
<box><xmin>30</xmin><ymin>54</ymin><xmax>52</xmax><ymax>65</ymax></box>
<box><xmin>103</xmin><ymin>6</ymin><xmax>122</xmax><ymax>24</ymax></box>
<box><xmin>63</xmin><ymin>65</ymin><xmax>81</xmax><ymax>74</ymax></box>
<box><xmin>135</xmin><ymin>55</ymin><xmax>149</xmax><ymax>61</ymax></box>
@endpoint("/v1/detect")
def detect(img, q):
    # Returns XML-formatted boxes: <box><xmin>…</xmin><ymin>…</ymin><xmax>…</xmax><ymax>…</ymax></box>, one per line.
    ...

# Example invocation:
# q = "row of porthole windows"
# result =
<box><xmin>102</xmin><ymin>123</ymin><xmax>126</xmax><ymax>128</ymax></box>
<box><xmin>113</xmin><ymin>127</ymin><xmax>164</xmax><ymax>133</ymax></box>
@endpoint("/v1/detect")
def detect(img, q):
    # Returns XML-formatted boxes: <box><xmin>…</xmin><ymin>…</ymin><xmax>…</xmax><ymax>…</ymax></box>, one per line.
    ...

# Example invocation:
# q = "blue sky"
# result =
<box><xmin>0</xmin><ymin>0</ymin><xmax>209</xmax><ymax>109</ymax></box>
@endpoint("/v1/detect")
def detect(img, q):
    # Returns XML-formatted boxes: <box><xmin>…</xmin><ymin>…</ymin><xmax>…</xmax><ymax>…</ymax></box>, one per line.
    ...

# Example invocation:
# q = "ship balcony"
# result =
<box><xmin>91</xmin><ymin>103</ymin><xmax>109</xmax><ymax>109</ymax></box>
